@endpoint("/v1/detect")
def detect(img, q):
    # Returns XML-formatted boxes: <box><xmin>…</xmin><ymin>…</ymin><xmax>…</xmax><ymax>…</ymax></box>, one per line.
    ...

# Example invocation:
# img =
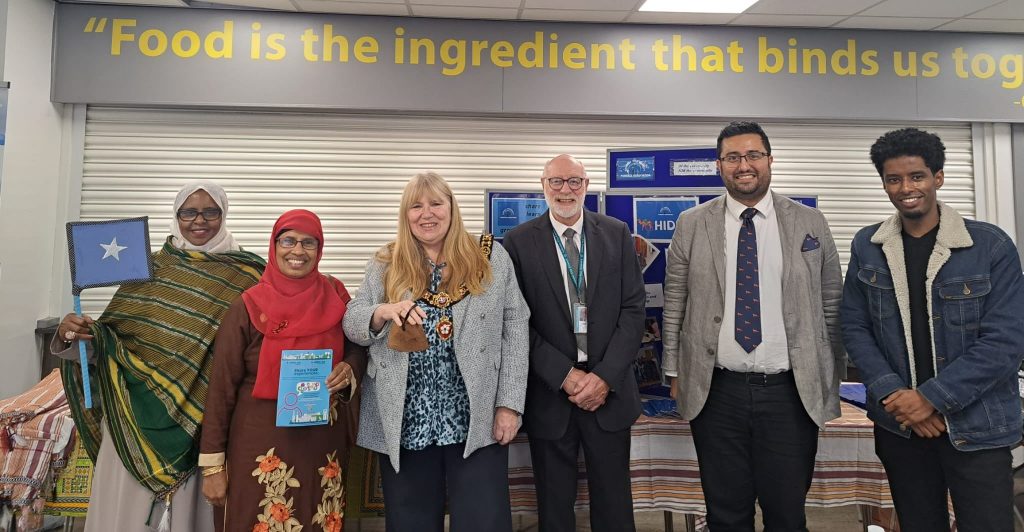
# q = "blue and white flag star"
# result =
<box><xmin>99</xmin><ymin>237</ymin><xmax>128</xmax><ymax>261</ymax></box>
<box><xmin>67</xmin><ymin>217</ymin><xmax>153</xmax><ymax>295</ymax></box>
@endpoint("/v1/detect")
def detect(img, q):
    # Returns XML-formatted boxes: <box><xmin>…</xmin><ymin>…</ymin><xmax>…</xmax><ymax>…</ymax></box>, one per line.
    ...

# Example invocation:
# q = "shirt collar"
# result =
<box><xmin>725</xmin><ymin>189</ymin><xmax>774</xmax><ymax>221</ymax></box>
<box><xmin>549</xmin><ymin>210</ymin><xmax>585</xmax><ymax>238</ymax></box>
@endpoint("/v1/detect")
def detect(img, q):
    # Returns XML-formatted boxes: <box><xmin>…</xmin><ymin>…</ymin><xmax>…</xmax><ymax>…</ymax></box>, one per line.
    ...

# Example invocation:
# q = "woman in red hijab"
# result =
<box><xmin>199</xmin><ymin>210</ymin><xmax>366</xmax><ymax>532</ymax></box>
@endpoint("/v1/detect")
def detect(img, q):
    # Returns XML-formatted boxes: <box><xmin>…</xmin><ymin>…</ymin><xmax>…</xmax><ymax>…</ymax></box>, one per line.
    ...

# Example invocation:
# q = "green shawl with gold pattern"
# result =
<box><xmin>61</xmin><ymin>236</ymin><xmax>265</xmax><ymax>496</ymax></box>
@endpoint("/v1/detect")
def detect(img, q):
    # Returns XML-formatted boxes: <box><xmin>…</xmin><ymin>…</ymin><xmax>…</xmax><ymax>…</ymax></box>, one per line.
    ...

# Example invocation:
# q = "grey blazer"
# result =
<box><xmin>343</xmin><ymin>241</ymin><xmax>530</xmax><ymax>472</ymax></box>
<box><xmin>662</xmin><ymin>193</ymin><xmax>845</xmax><ymax>427</ymax></box>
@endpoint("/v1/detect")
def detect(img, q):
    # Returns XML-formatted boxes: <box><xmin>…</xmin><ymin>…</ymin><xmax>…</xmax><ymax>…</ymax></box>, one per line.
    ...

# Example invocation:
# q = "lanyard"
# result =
<box><xmin>552</xmin><ymin>229</ymin><xmax>586</xmax><ymax>299</ymax></box>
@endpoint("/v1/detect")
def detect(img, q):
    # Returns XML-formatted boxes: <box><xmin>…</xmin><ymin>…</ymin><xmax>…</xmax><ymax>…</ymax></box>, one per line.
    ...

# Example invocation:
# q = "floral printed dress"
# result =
<box><xmin>200</xmin><ymin>299</ymin><xmax>366</xmax><ymax>532</ymax></box>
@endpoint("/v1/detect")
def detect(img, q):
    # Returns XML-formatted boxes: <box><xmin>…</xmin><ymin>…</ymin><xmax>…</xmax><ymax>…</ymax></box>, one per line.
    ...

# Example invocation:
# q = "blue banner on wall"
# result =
<box><xmin>614</xmin><ymin>156</ymin><xmax>655</xmax><ymax>182</ymax></box>
<box><xmin>486</xmin><ymin>191</ymin><xmax>600</xmax><ymax>239</ymax></box>
<box><xmin>633</xmin><ymin>197</ymin><xmax>698</xmax><ymax>243</ymax></box>
<box><xmin>490</xmin><ymin>197</ymin><xmax>549</xmax><ymax>238</ymax></box>
<box><xmin>608</xmin><ymin>147</ymin><xmax>720</xmax><ymax>189</ymax></box>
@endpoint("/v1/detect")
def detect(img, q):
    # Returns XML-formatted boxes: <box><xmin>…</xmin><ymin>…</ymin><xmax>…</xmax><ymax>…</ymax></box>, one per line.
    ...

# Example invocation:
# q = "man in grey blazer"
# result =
<box><xmin>662</xmin><ymin>122</ymin><xmax>844</xmax><ymax>531</ymax></box>
<box><xmin>504</xmin><ymin>154</ymin><xmax>645</xmax><ymax>532</ymax></box>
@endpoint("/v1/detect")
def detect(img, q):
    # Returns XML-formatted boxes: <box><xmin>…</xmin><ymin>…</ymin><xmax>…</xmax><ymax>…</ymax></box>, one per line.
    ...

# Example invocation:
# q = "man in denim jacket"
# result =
<box><xmin>841</xmin><ymin>127</ymin><xmax>1024</xmax><ymax>531</ymax></box>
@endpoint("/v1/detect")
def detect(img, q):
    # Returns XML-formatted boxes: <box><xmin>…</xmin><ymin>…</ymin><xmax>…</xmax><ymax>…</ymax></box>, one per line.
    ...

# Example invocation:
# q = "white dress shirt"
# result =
<box><xmin>549</xmin><ymin>211</ymin><xmax>588</xmax><ymax>363</ymax></box>
<box><xmin>717</xmin><ymin>191</ymin><xmax>790</xmax><ymax>373</ymax></box>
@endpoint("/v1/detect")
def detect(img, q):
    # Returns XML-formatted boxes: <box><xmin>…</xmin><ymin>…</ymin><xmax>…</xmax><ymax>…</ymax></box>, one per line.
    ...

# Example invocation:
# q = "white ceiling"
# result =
<box><xmin>60</xmin><ymin>0</ymin><xmax>1024</xmax><ymax>34</ymax></box>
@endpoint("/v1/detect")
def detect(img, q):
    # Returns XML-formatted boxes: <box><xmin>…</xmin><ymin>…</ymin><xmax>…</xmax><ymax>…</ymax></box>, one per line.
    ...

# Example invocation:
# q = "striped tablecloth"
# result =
<box><xmin>508</xmin><ymin>402</ymin><xmax>892</xmax><ymax>515</ymax></box>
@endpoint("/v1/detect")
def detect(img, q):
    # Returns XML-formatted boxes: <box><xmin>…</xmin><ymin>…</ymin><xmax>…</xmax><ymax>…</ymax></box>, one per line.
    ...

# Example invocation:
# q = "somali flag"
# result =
<box><xmin>66</xmin><ymin>217</ymin><xmax>153</xmax><ymax>295</ymax></box>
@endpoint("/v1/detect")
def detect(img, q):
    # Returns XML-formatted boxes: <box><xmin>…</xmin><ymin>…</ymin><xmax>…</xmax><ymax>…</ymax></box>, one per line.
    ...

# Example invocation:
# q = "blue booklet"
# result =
<box><xmin>276</xmin><ymin>349</ymin><xmax>333</xmax><ymax>427</ymax></box>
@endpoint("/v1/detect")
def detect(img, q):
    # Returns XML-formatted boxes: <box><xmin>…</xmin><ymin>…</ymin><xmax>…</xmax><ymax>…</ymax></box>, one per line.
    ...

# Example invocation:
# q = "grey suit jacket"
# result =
<box><xmin>343</xmin><ymin>242</ymin><xmax>530</xmax><ymax>472</ymax></box>
<box><xmin>662</xmin><ymin>193</ymin><xmax>845</xmax><ymax>427</ymax></box>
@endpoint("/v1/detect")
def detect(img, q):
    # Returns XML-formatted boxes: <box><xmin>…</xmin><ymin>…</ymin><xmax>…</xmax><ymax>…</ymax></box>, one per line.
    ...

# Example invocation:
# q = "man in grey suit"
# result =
<box><xmin>662</xmin><ymin>122</ymin><xmax>844</xmax><ymax>531</ymax></box>
<box><xmin>504</xmin><ymin>154</ymin><xmax>645</xmax><ymax>532</ymax></box>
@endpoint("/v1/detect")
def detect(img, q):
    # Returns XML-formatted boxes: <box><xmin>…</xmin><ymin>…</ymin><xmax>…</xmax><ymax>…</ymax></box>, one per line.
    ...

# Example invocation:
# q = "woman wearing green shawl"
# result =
<box><xmin>51</xmin><ymin>181</ymin><xmax>265</xmax><ymax>532</ymax></box>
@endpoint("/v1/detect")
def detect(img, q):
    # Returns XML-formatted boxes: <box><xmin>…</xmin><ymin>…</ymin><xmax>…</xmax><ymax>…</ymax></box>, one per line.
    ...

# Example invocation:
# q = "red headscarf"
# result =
<box><xmin>243</xmin><ymin>209</ymin><xmax>349</xmax><ymax>399</ymax></box>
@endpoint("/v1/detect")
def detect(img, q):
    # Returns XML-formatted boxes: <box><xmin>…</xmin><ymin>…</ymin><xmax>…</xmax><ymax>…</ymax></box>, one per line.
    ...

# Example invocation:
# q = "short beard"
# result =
<box><xmin>552</xmin><ymin>202</ymin><xmax>580</xmax><ymax>219</ymax></box>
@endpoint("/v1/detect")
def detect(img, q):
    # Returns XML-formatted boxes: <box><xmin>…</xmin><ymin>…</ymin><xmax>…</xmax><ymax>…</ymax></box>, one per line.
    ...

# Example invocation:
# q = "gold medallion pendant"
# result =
<box><xmin>436</xmin><ymin>315</ymin><xmax>454</xmax><ymax>340</ymax></box>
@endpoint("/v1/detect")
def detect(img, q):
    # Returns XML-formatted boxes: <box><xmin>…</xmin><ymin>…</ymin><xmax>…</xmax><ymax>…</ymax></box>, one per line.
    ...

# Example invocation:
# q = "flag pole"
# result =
<box><xmin>73</xmin><ymin>293</ymin><xmax>93</xmax><ymax>409</ymax></box>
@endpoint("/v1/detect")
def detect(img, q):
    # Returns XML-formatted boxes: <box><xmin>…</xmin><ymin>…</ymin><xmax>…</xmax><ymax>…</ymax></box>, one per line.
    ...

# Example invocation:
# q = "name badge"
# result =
<box><xmin>573</xmin><ymin>303</ymin><xmax>588</xmax><ymax>334</ymax></box>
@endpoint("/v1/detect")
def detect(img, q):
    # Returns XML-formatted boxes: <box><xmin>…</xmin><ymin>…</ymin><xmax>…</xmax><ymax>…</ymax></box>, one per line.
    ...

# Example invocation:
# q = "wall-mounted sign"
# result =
<box><xmin>633</xmin><ymin>197</ymin><xmax>698</xmax><ymax>243</ymax></box>
<box><xmin>52</xmin><ymin>4</ymin><xmax>1024</xmax><ymax>122</ymax></box>
<box><xmin>670</xmin><ymin>159</ymin><xmax>717</xmax><ymax>177</ymax></box>
<box><xmin>615</xmin><ymin>156</ymin><xmax>656</xmax><ymax>182</ymax></box>
<box><xmin>486</xmin><ymin>191</ymin><xmax>601</xmax><ymax>239</ymax></box>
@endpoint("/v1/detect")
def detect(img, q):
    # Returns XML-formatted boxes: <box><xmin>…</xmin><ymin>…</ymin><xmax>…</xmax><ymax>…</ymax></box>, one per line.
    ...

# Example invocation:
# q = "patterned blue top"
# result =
<box><xmin>400</xmin><ymin>260</ymin><xmax>471</xmax><ymax>450</ymax></box>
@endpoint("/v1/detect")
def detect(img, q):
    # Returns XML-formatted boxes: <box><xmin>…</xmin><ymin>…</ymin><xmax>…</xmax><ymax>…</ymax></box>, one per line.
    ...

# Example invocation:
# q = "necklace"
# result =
<box><xmin>417</xmin><ymin>234</ymin><xmax>494</xmax><ymax>341</ymax></box>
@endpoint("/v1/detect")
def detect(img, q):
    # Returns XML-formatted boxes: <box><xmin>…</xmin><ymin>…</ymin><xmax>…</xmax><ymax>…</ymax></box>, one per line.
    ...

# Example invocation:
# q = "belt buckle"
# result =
<box><xmin>748</xmin><ymin>373</ymin><xmax>768</xmax><ymax>386</ymax></box>
<box><xmin>574</xmin><ymin>361</ymin><xmax>588</xmax><ymax>371</ymax></box>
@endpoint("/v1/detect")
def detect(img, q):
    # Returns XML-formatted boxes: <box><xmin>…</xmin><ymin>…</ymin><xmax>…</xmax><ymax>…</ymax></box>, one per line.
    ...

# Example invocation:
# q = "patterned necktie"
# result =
<box><xmin>735</xmin><ymin>208</ymin><xmax>761</xmax><ymax>353</ymax></box>
<box><xmin>563</xmin><ymin>228</ymin><xmax>587</xmax><ymax>355</ymax></box>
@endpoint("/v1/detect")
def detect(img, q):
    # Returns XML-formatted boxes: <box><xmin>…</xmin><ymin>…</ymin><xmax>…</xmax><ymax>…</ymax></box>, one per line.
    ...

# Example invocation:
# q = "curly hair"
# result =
<box><xmin>716</xmin><ymin>121</ymin><xmax>771</xmax><ymax>157</ymax></box>
<box><xmin>869</xmin><ymin>128</ymin><xmax>945</xmax><ymax>176</ymax></box>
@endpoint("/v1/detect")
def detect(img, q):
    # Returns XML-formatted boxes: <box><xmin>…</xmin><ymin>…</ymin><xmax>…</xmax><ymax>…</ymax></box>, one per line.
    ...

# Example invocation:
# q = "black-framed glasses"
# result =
<box><xmin>276</xmin><ymin>236</ymin><xmax>319</xmax><ymax>250</ymax></box>
<box><xmin>546</xmin><ymin>177</ymin><xmax>586</xmax><ymax>191</ymax></box>
<box><xmin>176</xmin><ymin>207</ymin><xmax>222</xmax><ymax>222</ymax></box>
<box><xmin>719</xmin><ymin>151</ymin><xmax>769</xmax><ymax>165</ymax></box>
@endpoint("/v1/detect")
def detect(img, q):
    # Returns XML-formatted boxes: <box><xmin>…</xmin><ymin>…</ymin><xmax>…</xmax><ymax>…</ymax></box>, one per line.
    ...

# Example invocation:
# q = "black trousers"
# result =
<box><xmin>529</xmin><ymin>408</ymin><xmax>636</xmax><ymax>532</ymax></box>
<box><xmin>874</xmin><ymin>426</ymin><xmax>1013</xmax><ymax>532</ymax></box>
<box><xmin>689</xmin><ymin>368</ymin><xmax>820</xmax><ymax>532</ymax></box>
<box><xmin>379</xmin><ymin>442</ymin><xmax>512</xmax><ymax>532</ymax></box>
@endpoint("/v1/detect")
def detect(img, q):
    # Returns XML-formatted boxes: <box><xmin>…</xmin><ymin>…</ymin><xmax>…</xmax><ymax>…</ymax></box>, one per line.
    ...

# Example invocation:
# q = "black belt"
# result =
<box><xmin>574</xmin><ymin>361</ymin><xmax>589</xmax><ymax>370</ymax></box>
<box><xmin>713</xmin><ymin>367</ymin><xmax>794</xmax><ymax>386</ymax></box>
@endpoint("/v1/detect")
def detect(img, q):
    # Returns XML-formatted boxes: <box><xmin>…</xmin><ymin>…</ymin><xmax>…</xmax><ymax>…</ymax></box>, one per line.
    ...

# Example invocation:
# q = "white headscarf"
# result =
<box><xmin>170</xmin><ymin>180</ymin><xmax>240</xmax><ymax>253</ymax></box>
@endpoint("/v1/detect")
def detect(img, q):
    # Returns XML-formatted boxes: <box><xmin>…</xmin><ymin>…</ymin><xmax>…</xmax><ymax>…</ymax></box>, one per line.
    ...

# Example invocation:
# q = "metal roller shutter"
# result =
<box><xmin>78</xmin><ymin>106</ymin><xmax>973</xmax><ymax>314</ymax></box>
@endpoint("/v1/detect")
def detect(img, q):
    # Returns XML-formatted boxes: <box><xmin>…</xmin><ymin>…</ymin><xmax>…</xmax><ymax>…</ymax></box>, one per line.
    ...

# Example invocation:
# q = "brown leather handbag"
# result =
<box><xmin>386</xmin><ymin>305</ymin><xmax>429</xmax><ymax>352</ymax></box>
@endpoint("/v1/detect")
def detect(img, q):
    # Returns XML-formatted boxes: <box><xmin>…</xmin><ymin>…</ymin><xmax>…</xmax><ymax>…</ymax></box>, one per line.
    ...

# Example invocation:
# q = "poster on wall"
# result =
<box><xmin>608</xmin><ymin>147</ymin><xmax>720</xmax><ymax>189</ymax></box>
<box><xmin>633</xmin><ymin>197</ymin><xmax>698</xmax><ymax>243</ymax></box>
<box><xmin>632</xmin><ymin>235</ymin><xmax>660</xmax><ymax>274</ymax></box>
<box><xmin>490</xmin><ymin>196</ymin><xmax>549</xmax><ymax>238</ymax></box>
<box><xmin>485</xmin><ymin>191</ymin><xmax>601</xmax><ymax>239</ymax></box>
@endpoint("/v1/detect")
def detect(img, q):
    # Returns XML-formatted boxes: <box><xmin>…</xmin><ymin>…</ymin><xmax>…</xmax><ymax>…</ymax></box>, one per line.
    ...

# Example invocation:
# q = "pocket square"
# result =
<box><xmin>801</xmin><ymin>234</ymin><xmax>820</xmax><ymax>252</ymax></box>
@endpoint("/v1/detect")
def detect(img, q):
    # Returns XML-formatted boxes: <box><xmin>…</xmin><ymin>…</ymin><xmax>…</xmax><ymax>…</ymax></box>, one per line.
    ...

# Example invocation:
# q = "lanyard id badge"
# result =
<box><xmin>553</xmin><ymin>229</ymin><xmax>587</xmax><ymax>334</ymax></box>
<box><xmin>573</xmin><ymin>303</ymin><xmax>588</xmax><ymax>334</ymax></box>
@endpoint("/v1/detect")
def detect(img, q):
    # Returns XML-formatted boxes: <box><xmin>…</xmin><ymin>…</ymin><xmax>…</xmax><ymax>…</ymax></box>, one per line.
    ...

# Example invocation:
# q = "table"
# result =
<box><xmin>346</xmin><ymin>403</ymin><xmax>893</xmax><ymax>529</ymax></box>
<box><xmin>507</xmin><ymin>403</ymin><xmax>892</xmax><ymax>528</ymax></box>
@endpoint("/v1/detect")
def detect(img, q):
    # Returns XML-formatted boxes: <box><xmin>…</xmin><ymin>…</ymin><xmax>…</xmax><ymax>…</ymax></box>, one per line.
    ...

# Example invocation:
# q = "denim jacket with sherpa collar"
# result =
<box><xmin>841</xmin><ymin>202</ymin><xmax>1024</xmax><ymax>451</ymax></box>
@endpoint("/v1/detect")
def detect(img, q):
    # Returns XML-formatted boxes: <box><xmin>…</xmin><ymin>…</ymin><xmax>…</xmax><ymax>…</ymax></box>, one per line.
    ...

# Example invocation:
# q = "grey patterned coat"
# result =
<box><xmin>343</xmin><ymin>242</ymin><xmax>530</xmax><ymax>472</ymax></box>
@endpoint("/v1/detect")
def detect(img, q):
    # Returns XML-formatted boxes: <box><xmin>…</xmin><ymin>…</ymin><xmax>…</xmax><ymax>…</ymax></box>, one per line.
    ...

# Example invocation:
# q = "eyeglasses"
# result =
<box><xmin>176</xmin><ymin>208</ymin><xmax>223</xmax><ymax>222</ymax></box>
<box><xmin>719</xmin><ymin>151</ymin><xmax>769</xmax><ymax>165</ymax></box>
<box><xmin>276</xmin><ymin>236</ymin><xmax>319</xmax><ymax>250</ymax></box>
<box><xmin>546</xmin><ymin>177</ymin><xmax>586</xmax><ymax>191</ymax></box>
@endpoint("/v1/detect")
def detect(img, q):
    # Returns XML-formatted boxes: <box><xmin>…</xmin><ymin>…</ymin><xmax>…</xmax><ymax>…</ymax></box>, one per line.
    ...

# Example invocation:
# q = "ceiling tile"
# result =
<box><xmin>968</xmin><ymin>1</ymin><xmax>1024</xmax><ymax>19</ymax></box>
<box><xmin>730</xmin><ymin>13</ymin><xmax>848</xmax><ymax>27</ymax></box>
<box><xmin>524</xmin><ymin>0</ymin><xmax>636</xmax><ymax>11</ymax></box>
<box><xmin>626</xmin><ymin>12</ymin><xmax>739</xmax><ymax>25</ymax></box>
<box><xmin>859</xmin><ymin>0</ymin><xmax>1003</xmax><ymax>19</ymax></box>
<box><xmin>205</xmin><ymin>0</ymin><xmax>298</xmax><ymax>11</ymax></box>
<box><xmin>519</xmin><ymin>9</ymin><xmax>629</xmax><ymax>22</ymax></box>
<box><xmin>294</xmin><ymin>0</ymin><xmax>410</xmax><ymax>14</ymax></box>
<box><xmin>408</xmin><ymin>0</ymin><xmax>520</xmax><ymax>7</ymax></box>
<box><xmin>833</xmin><ymin>16</ymin><xmax>954</xmax><ymax>30</ymax></box>
<box><xmin>935</xmin><ymin>18</ymin><xmax>1024</xmax><ymax>32</ymax></box>
<box><xmin>747</xmin><ymin>0</ymin><xmax>880</xmax><ymax>16</ymax></box>
<box><xmin>411</xmin><ymin>5</ymin><xmax>519</xmax><ymax>18</ymax></box>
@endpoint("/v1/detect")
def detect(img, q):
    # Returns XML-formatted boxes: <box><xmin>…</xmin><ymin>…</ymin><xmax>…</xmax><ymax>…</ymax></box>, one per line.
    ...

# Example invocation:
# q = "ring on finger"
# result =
<box><xmin>64</xmin><ymin>330</ymin><xmax>76</xmax><ymax>341</ymax></box>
